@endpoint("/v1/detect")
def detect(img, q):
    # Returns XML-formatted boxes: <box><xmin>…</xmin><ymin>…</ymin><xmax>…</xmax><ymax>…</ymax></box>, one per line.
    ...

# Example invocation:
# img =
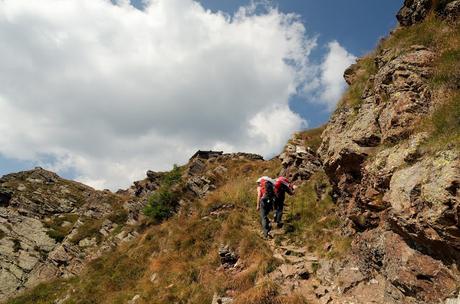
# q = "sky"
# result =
<box><xmin>0</xmin><ymin>0</ymin><xmax>401</xmax><ymax>190</ymax></box>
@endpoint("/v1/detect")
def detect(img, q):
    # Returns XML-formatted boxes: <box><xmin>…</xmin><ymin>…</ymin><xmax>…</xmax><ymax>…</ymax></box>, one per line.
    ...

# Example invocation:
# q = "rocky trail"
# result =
<box><xmin>266</xmin><ymin>232</ymin><xmax>319</xmax><ymax>301</ymax></box>
<box><xmin>245</xmin><ymin>205</ymin><xmax>321</xmax><ymax>303</ymax></box>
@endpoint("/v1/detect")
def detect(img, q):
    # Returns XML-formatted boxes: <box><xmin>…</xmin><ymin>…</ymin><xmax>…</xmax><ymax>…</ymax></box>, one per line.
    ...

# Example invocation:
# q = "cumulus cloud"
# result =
<box><xmin>0</xmin><ymin>0</ymin><xmax>352</xmax><ymax>189</ymax></box>
<box><xmin>318</xmin><ymin>41</ymin><xmax>357</xmax><ymax>109</ymax></box>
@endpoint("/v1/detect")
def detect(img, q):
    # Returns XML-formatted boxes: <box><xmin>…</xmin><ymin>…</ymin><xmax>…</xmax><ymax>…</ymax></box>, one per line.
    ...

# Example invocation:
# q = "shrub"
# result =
<box><xmin>161</xmin><ymin>164</ymin><xmax>183</xmax><ymax>187</ymax></box>
<box><xmin>144</xmin><ymin>187</ymin><xmax>179</xmax><ymax>222</ymax></box>
<box><xmin>144</xmin><ymin>164</ymin><xmax>183</xmax><ymax>223</ymax></box>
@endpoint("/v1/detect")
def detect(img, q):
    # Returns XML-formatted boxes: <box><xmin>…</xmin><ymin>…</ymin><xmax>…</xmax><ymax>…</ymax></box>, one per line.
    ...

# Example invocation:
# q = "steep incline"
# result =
<box><xmin>316</xmin><ymin>1</ymin><xmax>460</xmax><ymax>303</ymax></box>
<box><xmin>2</xmin><ymin>1</ymin><xmax>460</xmax><ymax>304</ymax></box>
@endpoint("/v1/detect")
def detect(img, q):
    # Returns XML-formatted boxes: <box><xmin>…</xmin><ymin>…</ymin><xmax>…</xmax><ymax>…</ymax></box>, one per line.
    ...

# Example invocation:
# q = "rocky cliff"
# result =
<box><xmin>0</xmin><ymin>168</ymin><xmax>142</xmax><ymax>301</ymax></box>
<box><xmin>316</xmin><ymin>0</ymin><xmax>460</xmax><ymax>302</ymax></box>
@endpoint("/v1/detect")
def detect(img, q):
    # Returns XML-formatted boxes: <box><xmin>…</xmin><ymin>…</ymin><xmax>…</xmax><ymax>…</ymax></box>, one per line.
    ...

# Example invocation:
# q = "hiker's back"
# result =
<box><xmin>260</xmin><ymin>178</ymin><xmax>275</xmax><ymax>202</ymax></box>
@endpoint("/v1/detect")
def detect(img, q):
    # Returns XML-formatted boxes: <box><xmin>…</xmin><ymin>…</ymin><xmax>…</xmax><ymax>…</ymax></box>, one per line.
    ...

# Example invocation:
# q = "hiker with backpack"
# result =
<box><xmin>256</xmin><ymin>176</ymin><xmax>276</xmax><ymax>238</ymax></box>
<box><xmin>273</xmin><ymin>176</ymin><xmax>294</xmax><ymax>228</ymax></box>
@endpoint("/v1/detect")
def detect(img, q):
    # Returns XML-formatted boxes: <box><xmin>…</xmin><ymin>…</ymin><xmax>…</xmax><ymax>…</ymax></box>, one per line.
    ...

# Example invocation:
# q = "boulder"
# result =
<box><xmin>397</xmin><ymin>0</ymin><xmax>432</xmax><ymax>26</ymax></box>
<box><xmin>218</xmin><ymin>245</ymin><xmax>238</xmax><ymax>269</ymax></box>
<box><xmin>354</xmin><ymin>230</ymin><xmax>458</xmax><ymax>303</ymax></box>
<box><xmin>444</xmin><ymin>0</ymin><xmax>460</xmax><ymax>19</ymax></box>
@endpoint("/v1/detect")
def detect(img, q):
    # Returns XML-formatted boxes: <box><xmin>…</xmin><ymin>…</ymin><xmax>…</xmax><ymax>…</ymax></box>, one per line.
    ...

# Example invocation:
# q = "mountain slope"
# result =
<box><xmin>2</xmin><ymin>0</ymin><xmax>460</xmax><ymax>303</ymax></box>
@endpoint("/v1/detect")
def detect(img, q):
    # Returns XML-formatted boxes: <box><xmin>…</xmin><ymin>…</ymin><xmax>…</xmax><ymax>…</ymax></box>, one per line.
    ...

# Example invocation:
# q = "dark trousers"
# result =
<box><xmin>259</xmin><ymin>198</ymin><xmax>273</xmax><ymax>237</ymax></box>
<box><xmin>274</xmin><ymin>198</ymin><xmax>284</xmax><ymax>224</ymax></box>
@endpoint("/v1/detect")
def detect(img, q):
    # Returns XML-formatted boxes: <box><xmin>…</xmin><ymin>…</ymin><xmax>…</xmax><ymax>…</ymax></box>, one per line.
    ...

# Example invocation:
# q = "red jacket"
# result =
<box><xmin>274</xmin><ymin>177</ymin><xmax>293</xmax><ymax>202</ymax></box>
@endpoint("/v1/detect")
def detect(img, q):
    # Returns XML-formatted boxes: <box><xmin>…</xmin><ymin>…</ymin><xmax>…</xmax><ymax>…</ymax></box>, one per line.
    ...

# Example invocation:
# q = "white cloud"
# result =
<box><xmin>318</xmin><ymin>41</ymin><xmax>357</xmax><ymax>110</ymax></box>
<box><xmin>0</xmin><ymin>0</ymin><xmax>352</xmax><ymax>189</ymax></box>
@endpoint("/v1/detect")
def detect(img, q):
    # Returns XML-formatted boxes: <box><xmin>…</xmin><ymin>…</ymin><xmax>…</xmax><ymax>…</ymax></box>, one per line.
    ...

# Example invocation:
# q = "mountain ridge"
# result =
<box><xmin>2</xmin><ymin>0</ymin><xmax>460</xmax><ymax>303</ymax></box>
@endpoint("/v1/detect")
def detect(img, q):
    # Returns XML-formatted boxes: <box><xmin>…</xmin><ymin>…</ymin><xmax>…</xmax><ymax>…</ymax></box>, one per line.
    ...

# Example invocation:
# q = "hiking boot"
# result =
<box><xmin>276</xmin><ymin>222</ymin><xmax>284</xmax><ymax>229</ymax></box>
<box><xmin>262</xmin><ymin>231</ymin><xmax>273</xmax><ymax>240</ymax></box>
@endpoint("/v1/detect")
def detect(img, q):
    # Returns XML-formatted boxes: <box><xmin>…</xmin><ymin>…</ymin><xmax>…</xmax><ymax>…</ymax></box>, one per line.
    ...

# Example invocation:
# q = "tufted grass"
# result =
<box><xmin>283</xmin><ymin>172</ymin><xmax>350</xmax><ymax>258</ymax></box>
<box><xmin>44</xmin><ymin>213</ymin><xmax>79</xmax><ymax>243</ymax></box>
<box><xmin>6</xmin><ymin>281</ymin><xmax>69</xmax><ymax>304</ymax></box>
<box><xmin>337</xmin><ymin>54</ymin><xmax>377</xmax><ymax>110</ymax></box>
<box><xmin>292</xmin><ymin>126</ymin><xmax>326</xmax><ymax>151</ymax></box>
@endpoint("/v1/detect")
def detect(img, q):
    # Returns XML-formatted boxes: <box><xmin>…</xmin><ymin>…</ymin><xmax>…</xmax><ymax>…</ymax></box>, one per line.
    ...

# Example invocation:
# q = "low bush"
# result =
<box><xmin>143</xmin><ymin>164</ymin><xmax>183</xmax><ymax>223</ymax></box>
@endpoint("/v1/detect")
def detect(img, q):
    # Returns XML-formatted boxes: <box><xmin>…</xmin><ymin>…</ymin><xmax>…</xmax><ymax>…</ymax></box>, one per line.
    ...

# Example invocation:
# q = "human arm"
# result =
<box><xmin>256</xmin><ymin>186</ymin><xmax>261</xmax><ymax>210</ymax></box>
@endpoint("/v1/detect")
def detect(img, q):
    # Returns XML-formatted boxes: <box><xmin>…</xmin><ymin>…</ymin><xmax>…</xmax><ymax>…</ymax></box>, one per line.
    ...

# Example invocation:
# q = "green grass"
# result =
<box><xmin>420</xmin><ymin>93</ymin><xmax>460</xmax><ymax>151</ymax></box>
<box><xmin>45</xmin><ymin>214</ymin><xmax>79</xmax><ymax>243</ymax></box>
<box><xmin>294</xmin><ymin>126</ymin><xmax>326</xmax><ymax>151</ymax></box>
<box><xmin>107</xmin><ymin>204</ymin><xmax>128</xmax><ymax>226</ymax></box>
<box><xmin>380</xmin><ymin>16</ymin><xmax>444</xmax><ymax>51</ymax></box>
<box><xmin>70</xmin><ymin>218</ymin><xmax>104</xmax><ymax>245</ymax></box>
<box><xmin>143</xmin><ymin>165</ymin><xmax>183</xmax><ymax>223</ymax></box>
<box><xmin>284</xmin><ymin>172</ymin><xmax>350</xmax><ymax>258</ymax></box>
<box><xmin>6</xmin><ymin>158</ymin><xmax>311</xmax><ymax>304</ymax></box>
<box><xmin>431</xmin><ymin>48</ymin><xmax>460</xmax><ymax>89</ymax></box>
<box><xmin>6</xmin><ymin>281</ymin><xmax>69</xmax><ymax>304</ymax></box>
<box><xmin>161</xmin><ymin>164</ymin><xmax>183</xmax><ymax>187</ymax></box>
<box><xmin>338</xmin><ymin>55</ymin><xmax>377</xmax><ymax>110</ymax></box>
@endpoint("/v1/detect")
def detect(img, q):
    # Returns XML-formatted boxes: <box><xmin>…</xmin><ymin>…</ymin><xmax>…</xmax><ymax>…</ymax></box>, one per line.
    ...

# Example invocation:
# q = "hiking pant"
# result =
<box><xmin>274</xmin><ymin>198</ymin><xmax>284</xmax><ymax>225</ymax></box>
<box><xmin>259</xmin><ymin>198</ymin><xmax>273</xmax><ymax>237</ymax></box>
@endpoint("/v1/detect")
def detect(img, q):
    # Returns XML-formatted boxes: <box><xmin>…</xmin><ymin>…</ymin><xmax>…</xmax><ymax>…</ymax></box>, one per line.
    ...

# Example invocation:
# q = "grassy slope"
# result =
<box><xmin>7</xmin><ymin>9</ymin><xmax>460</xmax><ymax>304</ymax></box>
<box><xmin>8</xmin><ymin>136</ymin><xmax>343</xmax><ymax>304</ymax></box>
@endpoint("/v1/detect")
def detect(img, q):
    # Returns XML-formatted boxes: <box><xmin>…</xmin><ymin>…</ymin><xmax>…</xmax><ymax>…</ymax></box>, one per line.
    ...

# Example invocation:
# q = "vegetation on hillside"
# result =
<box><xmin>6</xmin><ymin>6</ymin><xmax>459</xmax><ymax>304</ymax></box>
<box><xmin>283</xmin><ymin>172</ymin><xmax>350</xmax><ymax>259</ymax></box>
<box><xmin>338</xmin><ymin>10</ymin><xmax>460</xmax><ymax>151</ymax></box>
<box><xmin>291</xmin><ymin>126</ymin><xmax>326</xmax><ymax>151</ymax></box>
<box><xmin>143</xmin><ymin>164</ymin><xmax>183</xmax><ymax>223</ymax></box>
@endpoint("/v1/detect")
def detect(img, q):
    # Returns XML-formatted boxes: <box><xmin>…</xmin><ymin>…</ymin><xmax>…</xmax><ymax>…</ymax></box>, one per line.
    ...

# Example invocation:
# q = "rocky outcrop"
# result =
<box><xmin>185</xmin><ymin>151</ymin><xmax>263</xmax><ymax>198</ymax></box>
<box><xmin>279</xmin><ymin>134</ymin><xmax>322</xmax><ymax>183</ymax></box>
<box><xmin>0</xmin><ymin>168</ymin><xmax>133</xmax><ymax>301</ymax></box>
<box><xmin>317</xmin><ymin>2</ymin><xmax>460</xmax><ymax>302</ymax></box>
<box><xmin>319</xmin><ymin>45</ymin><xmax>435</xmax><ymax>207</ymax></box>
<box><xmin>397</xmin><ymin>0</ymin><xmax>460</xmax><ymax>25</ymax></box>
<box><xmin>397</xmin><ymin>0</ymin><xmax>432</xmax><ymax>26</ymax></box>
<box><xmin>444</xmin><ymin>0</ymin><xmax>460</xmax><ymax>19</ymax></box>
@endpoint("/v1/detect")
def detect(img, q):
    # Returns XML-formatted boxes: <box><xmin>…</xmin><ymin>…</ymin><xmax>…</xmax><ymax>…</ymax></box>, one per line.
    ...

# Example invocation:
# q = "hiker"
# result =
<box><xmin>256</xmin><ymin>176</ymin><xmax>276</xmax><ymax>238</ymax></box>
<box><xmin>273</xmin><ymin>176</ymin><xmax>294</xmax><ymax>228</ymax></box>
